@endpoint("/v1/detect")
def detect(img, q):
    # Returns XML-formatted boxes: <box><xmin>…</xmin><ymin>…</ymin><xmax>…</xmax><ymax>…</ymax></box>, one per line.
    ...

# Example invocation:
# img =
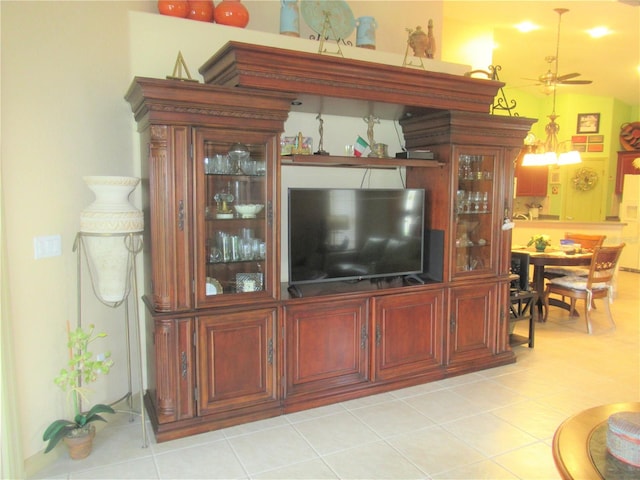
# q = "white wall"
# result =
<box><xmin>2</xmin><ymin>0</ymin><xmax>452</xmax><ymax>463</ymax></box>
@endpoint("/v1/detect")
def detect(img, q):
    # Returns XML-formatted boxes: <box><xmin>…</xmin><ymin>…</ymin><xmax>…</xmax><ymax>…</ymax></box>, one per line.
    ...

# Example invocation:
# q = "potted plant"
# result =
<box><xmin>43</xmin><ymin>323</ymin><xmax>115</xmax><ymax>460</ymax></box>
<box><xmin>527</xmin><ymin>234</ymin><xmax>552</xmax><ymax>252</ymax></box>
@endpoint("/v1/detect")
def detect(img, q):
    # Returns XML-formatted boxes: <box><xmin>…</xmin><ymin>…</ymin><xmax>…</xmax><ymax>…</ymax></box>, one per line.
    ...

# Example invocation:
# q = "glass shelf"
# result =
<box><xmin>453</xmin><ymin>153</ymin><xmax>496</xmax><ymax>275</ymax></box>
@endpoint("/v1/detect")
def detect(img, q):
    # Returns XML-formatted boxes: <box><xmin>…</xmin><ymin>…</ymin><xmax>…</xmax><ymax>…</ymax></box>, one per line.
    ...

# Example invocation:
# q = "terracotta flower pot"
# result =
<box><xmin>63</xmin><ymin>425</ymin><xmax>96</xmax><ymax>460</ymax></box>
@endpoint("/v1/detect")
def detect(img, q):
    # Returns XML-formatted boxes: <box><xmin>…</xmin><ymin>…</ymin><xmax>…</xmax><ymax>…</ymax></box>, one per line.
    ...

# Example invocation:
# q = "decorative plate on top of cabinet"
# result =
<box><xmin>301</xmin><ymin>0</ymin><xmax>355</xmax><ymax>40</ymax></box>
<box><xmin>620</xmin><ymin>122</ymin><xmax>640</xmax><ymax>151</ymax></box>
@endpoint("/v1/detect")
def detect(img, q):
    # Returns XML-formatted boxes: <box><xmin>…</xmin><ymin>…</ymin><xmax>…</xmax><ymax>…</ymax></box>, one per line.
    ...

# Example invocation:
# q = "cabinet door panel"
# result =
<box><xmin>515</xmin><ymin>164</ymin><xmax>548</xmax><ymax>197</ymax></box>
<box><xmin>197</xmin><ymin>308</ymin><xmax>277</xmax><ymax>416</ymax></box>
<box><xmin>447</xmin><ymin>283</ymin><xmax>497</xmax><ymax>365</ymax></box>
<box><xmin>151</xmin><ymin>317</ymin><xmax>195</xmax><ymax>424</ymax></box>
<box><xmin>373</xmin><ymin>290</ymin><xmax>444</xmax><ymax>381</ymax></box>
<box><xmin>194</xmin><ymin>128</ymin><xmax>277</xmax><ymax>309</ymax></box>
<box><xmin>452</xmin><ymin>147</ymin><xmax>499</xmax><ymax>278</ymax></box>
<box><xmin>284</xmin><ymin>299</ymin><xmax>369</xmax><ymax>397</ymax></box>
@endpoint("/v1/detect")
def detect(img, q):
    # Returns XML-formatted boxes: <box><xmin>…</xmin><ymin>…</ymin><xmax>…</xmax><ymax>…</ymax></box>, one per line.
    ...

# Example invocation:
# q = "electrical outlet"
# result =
<box><xmin>33</xmin><ymin>235</ymin><xmax>62</xmax><ymax>259</ymax></box>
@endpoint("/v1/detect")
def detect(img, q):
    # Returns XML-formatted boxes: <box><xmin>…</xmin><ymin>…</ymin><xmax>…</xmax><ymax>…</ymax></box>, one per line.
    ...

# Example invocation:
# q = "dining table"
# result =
<box><xmin>512</xmin><ymin>247</ymin><xmax>593</xmax><ymax>320</ymax></box>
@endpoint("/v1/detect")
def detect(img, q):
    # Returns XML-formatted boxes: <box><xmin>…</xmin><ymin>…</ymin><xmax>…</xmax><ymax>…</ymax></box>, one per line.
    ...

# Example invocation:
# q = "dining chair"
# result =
<box><xmin>509</xmin><ymin>252</ymin><xmax>536</xmax><ymax>347</ymax></box>
<box><xmin>543</xmin><ymin>244</ymin><xmax>625</xmax><ymax>334</ymax></box>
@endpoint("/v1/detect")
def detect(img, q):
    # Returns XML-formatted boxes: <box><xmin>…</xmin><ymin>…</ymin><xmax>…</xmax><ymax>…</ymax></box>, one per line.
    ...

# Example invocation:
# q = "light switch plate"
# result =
<box><xmin>34</xmin><ymin>235</ymin><xmax>62</xmax><ymax>259</ymax></box>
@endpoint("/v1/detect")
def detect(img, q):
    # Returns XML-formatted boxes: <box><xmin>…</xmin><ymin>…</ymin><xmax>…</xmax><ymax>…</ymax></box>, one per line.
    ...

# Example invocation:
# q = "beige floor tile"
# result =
<box><xmin>227</xmin><ymin>424</ymin><xmax>318</xmax><ymax>475</ymax></box>
<box><xmin>284</xmin><ymin>403</ymin><xmax>347</xmax><ymax>424</ymax></box>
<box><xmin>322</xmin><ymin>441</ymin><xmax>426</xmax><ymax>479</ymax></box>
<box><xmin>252</xmin><ymin>458</ymin><xmax>339</xmax><ymax>479</ymax></box>
<box><xmin>432</xmin><ymin>459</ymin><xmax>519</xmax><ymax>479</ymax></box>
<box><xmin>387</xmin><ymin>425</ymin><xmax>486</xmax><ymax>475</ymax></box>
<box><xmin>150</xmin><ymin>427</ymin><xmax>225</xmax><ymax>455</ymax></box>
<box><xmin>292</xmin><ymin>411</ymin><xmax>380</xmax><ymax>455</ymax></box>
<box><xmin>69</xmin><ymin>457</ymin><xmax>159</xmax><ymax>479</ymax></box>
<box><xmin>349</xmin><ymin>399</ymin><xmax>434</xmax><ymax>438</ymax></box>
<box><xmin>449</xmin><ymin>378</ymin><xmax>527</xmax><ymax>410</ymax></box>
<box><xmin>442</xmin><ymin>412</ymin><xmax>537</xmax><ymax>457</ymax></box>
<box><xmin>154</xmin><ymin>439</ymin><xmax>247</xmax><ymax>479</ymax></box>
<box><xmin>494</xmin><ymin>441</ymin><xmax>561</xmax><ymax>479</ymax></box>
<box><xmin>491</xmin><ymin>400</ymin><xmax>569</xmax><ymax>440</ymax></box>
<box><xmin>404</xmin><ymin>388</ymin><xmax>487</xmax><ymax>423</ymax></box>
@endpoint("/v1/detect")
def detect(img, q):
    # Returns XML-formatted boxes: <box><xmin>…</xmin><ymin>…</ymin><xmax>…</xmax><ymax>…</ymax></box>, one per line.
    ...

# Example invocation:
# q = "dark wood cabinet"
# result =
<box><xmin>197</xmin><ymin>308</ymin><xmax>278</xmax><ymax>417</ymax></box>
<box><xmin>284</xmin><ymin>299</ymin><xmax>370</xmax><ymax>406</ymax></box>
<box><xmin>615</xmin><ymin>150</ymin><xmax>640</xmax><ymax>194</ymax></box>
<box><xmin>446</xmin><ymin>283</ymin><xmax>497</xmax><ymax>367</ymax></box>
<box><xmin>515</xmin><ymin>163</ymin><xmax>548</xmax><ymax>197</ymax></box>
<box><xmin>372</xmin><ymin>290</ymin><xmax>444</xmax><ymax>381</ymax></box>
<box><xmin>127</xmin><ymin>42</ymin><xmax>534</xmax><ymax>442</ymax></box>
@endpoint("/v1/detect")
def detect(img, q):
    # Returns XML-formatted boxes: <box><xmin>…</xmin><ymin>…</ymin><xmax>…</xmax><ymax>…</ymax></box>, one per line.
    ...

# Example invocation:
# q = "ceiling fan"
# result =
<box><xmin>526</xmin><ymin>8</ymin><xmax>593</xmax><ymax>94</ymax></box>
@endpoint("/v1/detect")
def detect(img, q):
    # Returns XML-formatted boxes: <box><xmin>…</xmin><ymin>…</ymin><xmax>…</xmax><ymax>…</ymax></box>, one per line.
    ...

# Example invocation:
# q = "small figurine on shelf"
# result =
<box><xmin>314</xmin><ymin>114</ymin><xmax>329</xmax><ymax>155</ymax></box>
<box><xmin>403</xmin><ymin>21</ymin><xmax>436</xmax><ymax>68</ymax></box>
<box><xmin>214</xmin><ymin>185</ymin><xmax>235</xmax><ymax>219</ymax></box>
<box><xmin>290</xmin><ymin>132</ymin><xmax>312</xmax><ymax>154</ymax></box>
<box><xmin>364</xmin><ymin>114</ymin><xmax>379</xmax><ymax>148</ymax></box>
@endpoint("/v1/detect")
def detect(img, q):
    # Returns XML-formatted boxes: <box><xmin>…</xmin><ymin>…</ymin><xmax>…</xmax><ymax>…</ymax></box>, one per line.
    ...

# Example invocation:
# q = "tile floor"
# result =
<box><xmin>29</xmin><ymin>271</ymin><xmax>639</xmax><ymax>479</ymax></box>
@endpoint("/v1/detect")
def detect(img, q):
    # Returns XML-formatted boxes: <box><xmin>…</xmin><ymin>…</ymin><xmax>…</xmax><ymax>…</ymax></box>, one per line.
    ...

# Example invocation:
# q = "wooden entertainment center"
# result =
<box><xmin>126</xmin><ymin>42</ymin><xmax>535</xmax><ymax>442</ymax></box>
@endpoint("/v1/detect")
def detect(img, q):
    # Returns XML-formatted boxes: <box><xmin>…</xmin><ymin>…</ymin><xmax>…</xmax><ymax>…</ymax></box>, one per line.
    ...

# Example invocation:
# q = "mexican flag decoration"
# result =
<box><xmin>354</xmin><ymin>136</ymin><xmax>369</xmax><ymax>157</ymax></box>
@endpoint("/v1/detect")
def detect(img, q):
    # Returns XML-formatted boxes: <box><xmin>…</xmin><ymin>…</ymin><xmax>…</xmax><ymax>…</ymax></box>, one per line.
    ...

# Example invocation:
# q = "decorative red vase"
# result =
<box><xmin>158</xmin><ymin>0</ymin><xmax>189</xmax><ymax>18</ymax></box>
<box><xmin>214</xmin><ymin>0</ymin><xmax>249</xmax><ymax>28</ymax></box>
<box><xmin>187</xmin><ymin>1</ymin><xmax>215</xmax><ymax>22</ymax></box>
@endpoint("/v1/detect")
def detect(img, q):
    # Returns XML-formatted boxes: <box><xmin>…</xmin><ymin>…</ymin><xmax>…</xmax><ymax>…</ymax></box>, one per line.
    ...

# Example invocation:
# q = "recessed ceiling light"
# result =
<box><xmin>515</xmin><ymin>21</ymin><xmax>540</xmax><ymax>33</ymax></box>
<box><xmin>587</xmin><ymin>26</ymin><xmax>611</xmax><ymax>38</ymax></box>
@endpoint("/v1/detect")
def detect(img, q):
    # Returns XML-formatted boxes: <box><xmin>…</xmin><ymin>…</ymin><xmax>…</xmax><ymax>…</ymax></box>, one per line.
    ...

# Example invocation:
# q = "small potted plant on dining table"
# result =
<box><xmin>43</xmin><ymin>323</ymin><xmax>115</xmax><ymax>460</ymax></box>
<box><xmin>528</xmin><ymin>234</ymin><xmax>552</xmax><ymax>252</ymax></box>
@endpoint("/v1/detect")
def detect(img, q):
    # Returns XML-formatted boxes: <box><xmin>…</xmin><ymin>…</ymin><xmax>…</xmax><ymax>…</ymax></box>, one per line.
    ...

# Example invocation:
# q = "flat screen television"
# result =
<box><xmin>288</xmin><ymin>188</ymin><xmax>425</xmax><ymax>285</ymax></box>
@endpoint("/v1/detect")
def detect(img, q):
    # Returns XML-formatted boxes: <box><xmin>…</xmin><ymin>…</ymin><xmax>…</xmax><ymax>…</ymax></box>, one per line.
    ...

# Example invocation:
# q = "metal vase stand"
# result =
<box><xmin>73</xmin><ymin>231</ymin><xmax>148</xmax><ymax>448</ymax></box>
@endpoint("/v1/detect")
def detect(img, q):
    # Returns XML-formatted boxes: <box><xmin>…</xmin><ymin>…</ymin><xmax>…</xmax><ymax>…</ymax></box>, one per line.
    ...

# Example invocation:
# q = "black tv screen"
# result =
<box><xmin>288</xmin><ymin>188</ymin><xmax>425</xmax><ymax>284</ymax></box>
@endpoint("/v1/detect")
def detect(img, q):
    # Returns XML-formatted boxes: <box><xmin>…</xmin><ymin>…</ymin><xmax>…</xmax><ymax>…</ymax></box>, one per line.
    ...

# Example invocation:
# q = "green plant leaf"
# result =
<box><xmin>43</xmin><ymin>420</ymin><xmax>75</xmax><ymax>453</ymax></box>
<box><xmin>87</xmin><ymin>403</ymin><xmax>116</xmax><ymax>415</ymax></box>
<box><xmin>43</xmin><ymin>419</ymin><xmax>75</xmax><ymax>440</ymax></box>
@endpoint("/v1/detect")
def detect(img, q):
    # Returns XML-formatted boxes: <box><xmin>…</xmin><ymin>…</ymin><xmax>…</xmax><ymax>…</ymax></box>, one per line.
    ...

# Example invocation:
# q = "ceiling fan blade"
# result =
<box><xmin>559</xmin><ymin>79</ymin><xmax>593</xmax><ymax>85</ymax></box>
<box><xmin>556</xmin><ymin>72</ymin><xmax>581</xmax><ymax>81</ymax></box>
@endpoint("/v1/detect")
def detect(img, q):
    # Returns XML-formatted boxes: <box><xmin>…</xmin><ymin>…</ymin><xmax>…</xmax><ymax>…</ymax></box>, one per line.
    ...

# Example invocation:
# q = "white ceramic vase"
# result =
<box><xmin>80</xmin><ymin>176</ymin><xmax>144</xmax><ymax>304</ymax></box>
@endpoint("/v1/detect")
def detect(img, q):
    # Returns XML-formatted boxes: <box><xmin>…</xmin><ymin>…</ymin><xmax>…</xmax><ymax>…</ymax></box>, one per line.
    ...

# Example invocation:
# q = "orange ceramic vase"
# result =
<box><xmin>187</xmin><ymin>1</ymin><xmax>215</xmax><ymax>22</ymax></box>
<box><xmin>214</xmin><ymin>0</ymin><xmax>249</xmax><ymax>28</ymax></box>
<box><xmin>158</xmin><ymin>0</ymin><xmax>189</xmax><ymax>18</ymax></box>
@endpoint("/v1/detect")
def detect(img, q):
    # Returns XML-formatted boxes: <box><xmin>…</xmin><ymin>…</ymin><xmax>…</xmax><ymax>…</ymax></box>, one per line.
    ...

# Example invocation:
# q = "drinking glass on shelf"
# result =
<box><xmin>473</xmin><ymin>191</ymin><xmax>482</xmax><ymax>212</ymax></box>
<box><xmin>456</xmin><ymin>190</ymin><xmax>465</xmax><ymax>213</ymax></box>
<box><xmin>482</xmin><ymin>192</ymin><xmax>488</xmax><ymax>212</ymax></box>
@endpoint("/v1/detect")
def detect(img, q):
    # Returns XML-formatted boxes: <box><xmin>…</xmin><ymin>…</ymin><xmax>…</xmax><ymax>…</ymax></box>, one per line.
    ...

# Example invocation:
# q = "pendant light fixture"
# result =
<box><xmin>522</xmin><ymin>8</ymin><xmax>582</xmax><ymax>167</ymax></box>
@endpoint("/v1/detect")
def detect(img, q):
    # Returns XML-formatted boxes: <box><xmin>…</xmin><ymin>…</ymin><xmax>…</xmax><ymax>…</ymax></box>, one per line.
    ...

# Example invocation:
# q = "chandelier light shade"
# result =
<box><xmin>79</xmin><ymin>176</ymin><xmax>144</xmax><ymax>304</ymax></box>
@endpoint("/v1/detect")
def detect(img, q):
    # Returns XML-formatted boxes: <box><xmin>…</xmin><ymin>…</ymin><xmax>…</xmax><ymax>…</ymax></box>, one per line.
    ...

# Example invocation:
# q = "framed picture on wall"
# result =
<box><xmin>577</xmin><ymin>113</ymin><xmax>600</xmax><ymax>134</ymax></box>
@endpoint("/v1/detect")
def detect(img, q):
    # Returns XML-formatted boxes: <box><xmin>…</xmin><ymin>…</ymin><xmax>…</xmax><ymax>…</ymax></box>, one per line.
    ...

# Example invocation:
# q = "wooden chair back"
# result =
<box><xmin>586</xmin><ymin>244</ymin><xmax>625</xmax><ymax>289</ymax></box>
<box><xmin>564</xmin><ymin>233</ymin><xmax>606</xmax><ymax>252</ymax></box>
<box><xmin>510</xmin><ymin>252</ymin><xmax>531</xmax><ymax>292</ymax></box>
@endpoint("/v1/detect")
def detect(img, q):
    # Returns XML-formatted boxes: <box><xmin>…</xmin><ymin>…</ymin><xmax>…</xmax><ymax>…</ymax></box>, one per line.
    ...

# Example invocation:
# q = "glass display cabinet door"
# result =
<box><xmin>453</xmin><ymin>150</ymin><xmax>497</xmax><ymax>277</ymax></box>
<box><xmin>194</xmin><ymin>129</ymin><xmax>273</xmax><ymax>307</ymax></box>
